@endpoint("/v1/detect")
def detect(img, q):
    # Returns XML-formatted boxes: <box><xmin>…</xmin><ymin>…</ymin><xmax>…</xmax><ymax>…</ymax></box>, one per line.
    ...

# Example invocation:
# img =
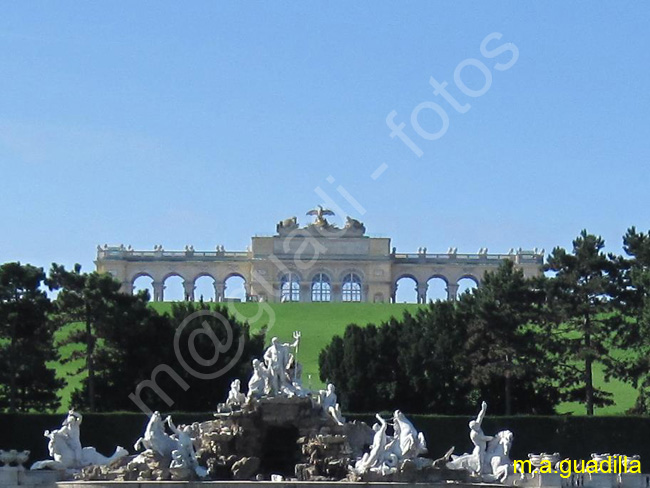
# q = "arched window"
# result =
<box><xmin>281</xmin><ymin>273</ymin><xmax>300</xmax><ymax>302</ymax></box>
<box><xmin>311</xmin><ymin>273</ymin><xmax>331</xmax><ymax>302</ymax></box>
<box><xmin>342</xmin><ymin>273</ymin><xmax>362</xmax><ymax>302</ymax></box>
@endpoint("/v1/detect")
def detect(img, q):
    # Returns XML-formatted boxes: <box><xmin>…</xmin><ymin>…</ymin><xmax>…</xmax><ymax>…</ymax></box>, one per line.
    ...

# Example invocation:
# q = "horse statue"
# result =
<box><xmin>393</xmin><ymin>409</ymin><xmax>427</xmax><ymax>459</ymax></box>
<box><xmin>133</xmin><ymin>411</ymin><xmax>179</xmax><ymax>459</ymax></box>
<box><xmin>485</xmin><ymin>430</ymin><xmax>514</xmax><ymax>482</ymax></box>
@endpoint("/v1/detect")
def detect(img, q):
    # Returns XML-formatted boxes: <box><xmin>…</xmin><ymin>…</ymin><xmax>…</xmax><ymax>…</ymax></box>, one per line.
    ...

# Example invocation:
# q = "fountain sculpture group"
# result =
<box><xmin>24</xmin><ymin>333</ymin><xmax>644</xmax><ymax>486</ymax></box>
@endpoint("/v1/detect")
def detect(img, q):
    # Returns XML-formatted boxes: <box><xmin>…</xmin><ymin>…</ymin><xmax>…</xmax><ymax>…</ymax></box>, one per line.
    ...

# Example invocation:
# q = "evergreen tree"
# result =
<box><xmin>77</xmin><ymin>300</ymin><xmax>265</xmax><ymax>412</ymax></box>
<box><xmin>319</xmin><ymin>301</ymin><xmax>474</xmax><ymax>414</ymax></box>
<box><xmin>609</xmin><ymin>227</ymin><xmax>650</xmax><ymax>413</ymax></box>
<box><xmin>0</xmin><ymin>262</ymin><xmax>63</xmax><ymax>412</ymax></box>
<box><xmin>48</xmin><ymin>263</ymin><xmax>151</xmax><ymax>411</ymax></box>
<box><xmin>545</xmin><ymin>230</ymin><xmax>617</xmax><ymax>415</ymax></box>
<box><xmin>460</xmin><ymin>260</ymin><xmax>559</xmax><ymax>414</ymax></box>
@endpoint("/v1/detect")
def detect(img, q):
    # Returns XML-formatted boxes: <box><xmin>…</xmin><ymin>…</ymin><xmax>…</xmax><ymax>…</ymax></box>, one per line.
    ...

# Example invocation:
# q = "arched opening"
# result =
<box><xmin>194</xmin><ymin>274</ymin><xmax>216</xmax><ymax>302</ymax></box>
<box><xmin>132</xmin><ymin>274</ymin><xmax>154</xmax><ymax>301</ymax></box>
<box><xmin>457</xmin><ymin>275</ymin><xmax>479</xmax><ymax>297</ymax></box>
<box><xmin>311</xmin><ymin>273</ymin><xmax>331</xmax><ymax>302</ymax></box>
<box><xmin>342</xmin><ymin>273</ymin><xmax>362</xmax><ymax>302</ymax></box>
<box><xmin>395</xmin><ymin>276</ymin><xmax>418</xmax><ymax>303</ymax></box>
<box><xmin>163</xmin><ymin>274</ymin><xmax>185</xmax><ymax>302</ymax></box>
<box><xmin>281</xmin><ymin>273</ymin><xmax>300</xmax><ymax>302</ymax></box>
<box><xmin>224</xmin><ymin>274</ymin><xmax>247</xmax><ymax>302</ymax></box>
<box><xmin>426</xmin><ymin>276</ymin><xmax>448</xmax><ymax>302</ymax></box>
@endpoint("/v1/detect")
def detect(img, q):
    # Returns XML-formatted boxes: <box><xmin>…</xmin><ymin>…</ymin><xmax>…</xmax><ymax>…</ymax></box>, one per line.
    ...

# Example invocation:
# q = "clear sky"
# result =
<box><xmin>1</xmin><ymin>2</ymin><xmax>649</xmax><ymax>298</ymax></box>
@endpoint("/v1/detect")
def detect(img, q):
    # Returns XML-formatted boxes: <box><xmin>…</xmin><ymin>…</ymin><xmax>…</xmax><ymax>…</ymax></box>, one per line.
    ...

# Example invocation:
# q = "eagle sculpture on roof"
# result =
<box><xmin>306</xmin><ymin>205</ymin><xmax>335</xmax><ymax>226</ymax></box>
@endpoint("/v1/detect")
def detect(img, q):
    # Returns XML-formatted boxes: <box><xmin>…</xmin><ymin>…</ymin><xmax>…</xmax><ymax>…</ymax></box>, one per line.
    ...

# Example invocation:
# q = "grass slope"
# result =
<box><xmin>150</xmin><ymin>302</ymin><xmax>420</xmax><ymax>391</ymax></box>
<box><xmin>50</xmin><ymin>302</ymin><xmax>637</xmax><ymax>414</ymax></box>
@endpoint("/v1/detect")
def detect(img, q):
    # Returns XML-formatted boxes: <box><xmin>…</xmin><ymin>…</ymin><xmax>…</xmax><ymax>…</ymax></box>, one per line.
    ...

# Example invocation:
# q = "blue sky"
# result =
<box><xmin>1</xmin><ymin>1</ymin><xmax>649</xmax><ymax>300</ymax></box>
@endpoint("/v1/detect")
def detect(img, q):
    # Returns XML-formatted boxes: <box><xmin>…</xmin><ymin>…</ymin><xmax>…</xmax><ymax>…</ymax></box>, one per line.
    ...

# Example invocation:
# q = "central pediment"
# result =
<box><xmin>276</xmin><ymin>207</ymin><xmax>366</xmax><ymax>238</ymax></box>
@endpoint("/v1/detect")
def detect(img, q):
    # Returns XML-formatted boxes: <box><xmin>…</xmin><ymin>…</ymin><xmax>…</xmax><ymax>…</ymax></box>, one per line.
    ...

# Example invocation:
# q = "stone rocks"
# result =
<box><xmin>231</xmin><ymin>456</ymin><xmax>260</xmax><ymax>480</ymax></box>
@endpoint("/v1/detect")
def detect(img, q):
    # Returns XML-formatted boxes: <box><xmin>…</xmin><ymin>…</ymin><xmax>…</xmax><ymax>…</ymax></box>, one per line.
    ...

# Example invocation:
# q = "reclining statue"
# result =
<box><xmin>31</xmin><ymin>410</ymin><xmax>127</xmax><ymax>471</ymax></box>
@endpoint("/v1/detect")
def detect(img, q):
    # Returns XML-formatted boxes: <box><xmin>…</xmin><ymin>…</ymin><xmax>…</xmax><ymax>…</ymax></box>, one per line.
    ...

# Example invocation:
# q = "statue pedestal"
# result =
<box><xmin>0</xmin><ymin>468</ymin><xmax>18</xmax><ymax>487</ymax></box>
<box><xmin>18</xmin><ymin>469</ymin><xmax>63</xmax><ymax>486</ymax></box>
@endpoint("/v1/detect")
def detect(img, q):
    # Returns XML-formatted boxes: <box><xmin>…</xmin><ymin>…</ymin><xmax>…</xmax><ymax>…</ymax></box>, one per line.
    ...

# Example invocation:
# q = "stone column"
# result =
<box><xmin>122</xmin><ymin>281</ymin><xmax>132</xmax><ymax>295</ymax></box>
<box><xmin>300</xmin><ymin>283</ymin><xmax>310</xmax><ymax>302</ymax></box>
<box><xmin>331</xmin><ymin>284</ymin><xmax>341</xmax><ymax>302</ymax></box>
<box><xmin>417</xmin><ymin>283</ymin><xmax>429</xmax><ymax>304</ymax></box>
<box><xmin>214</xmin><ymin>282</ymin><xmax>225</xmax><ymax>302</ymax></box>
<box><xmin>273</xmin><ymin>283</ymin><xmax>281</xmax><ymax>302</ymax></box>
<box><xmin>447</xmin><ymin>283</ymin><xmax>459</xmax><ymax>301</ymax></box>
<box><xmin>152</xmin><ymin>281</ymin><xmax>164</xmax><ymax>302</ymax></box>
<box><xmin>183</xmin><ymin>281</ymin><xmax>195</xmax><ymax>302</ymax></box>
<box><xmin>363</xmin><ymin>284</ymin><xmax>369</xmax><ymax>303</ymax></box>
<box><xmin>244</xmin><ymin>282</ymin><xmax>252</xmax><ymax>302</ymax></box>
<box><xmin>390</xmin><ymin>283</ymin><xmax>398</xmax><ymax>303</ymax></box>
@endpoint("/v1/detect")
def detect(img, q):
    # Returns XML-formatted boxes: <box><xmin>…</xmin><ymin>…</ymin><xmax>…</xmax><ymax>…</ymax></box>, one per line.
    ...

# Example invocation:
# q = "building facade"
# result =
<box><xmin>95</xmin><ymin>209</ymin><xmax>544</xmax><ymax>303</ymax></box>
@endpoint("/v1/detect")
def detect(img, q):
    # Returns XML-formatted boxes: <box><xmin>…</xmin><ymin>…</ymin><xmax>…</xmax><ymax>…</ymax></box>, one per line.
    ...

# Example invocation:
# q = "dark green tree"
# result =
<box><xmin>0</xmin><ymin>262</ymin><xmax>63</xmax><ymax>412</ymax></box>
<box><xmin>48</xmin><ymin>263</ymin><xmax>151</xmax><ymax>411</ymax></box>
<box><xmin>77</xmin><ymin>300</ymin><xmax>265</xmax><ymax>412</ymax></box>
<box><xmin>609</xmin><ymin>227</ymin><xmax>650</xmax><ymax>413</ymax></box>
<box><xmin>460</xmin><ymin>260</ymin><xmax>559</xmax><ymax>414</ymax></box>
<box><xmin>319</xmin><ymin>301</ymin><xmax>474</xmax><ymax>414</ymax></box>
<box><xmin>545</xmin><ymin>230</ymin><xmax>617</xmax><ymax>415</ymax></box>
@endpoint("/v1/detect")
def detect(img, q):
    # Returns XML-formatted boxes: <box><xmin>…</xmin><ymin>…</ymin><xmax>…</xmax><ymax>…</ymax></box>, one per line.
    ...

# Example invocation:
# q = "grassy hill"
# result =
<box><xmin>50</xmin><ymin>302</ymin><xmax>638</xmax><ymax>415</ymax></box>
<box><xmin>150</xmin><ymin>302</ymin><xmax>421</xmax><ymax>392</ymax></box>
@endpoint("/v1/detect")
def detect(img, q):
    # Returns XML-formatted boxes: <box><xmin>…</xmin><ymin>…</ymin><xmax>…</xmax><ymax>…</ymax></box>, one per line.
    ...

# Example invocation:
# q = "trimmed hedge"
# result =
<box><xmin>3</xmin><ymin>413</ymin><xmax>649</xmax><ymax>471</ymax></box>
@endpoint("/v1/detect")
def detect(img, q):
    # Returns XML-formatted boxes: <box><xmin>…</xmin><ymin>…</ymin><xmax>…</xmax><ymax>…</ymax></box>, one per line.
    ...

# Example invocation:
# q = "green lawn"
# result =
<box><xmin>49</xmin><ymin>302</ymin><xmax>638</xmax><ymax>415</ymax></box>
<box><xmin>150</xmin><ymin>302</ymin><xmax>421</xmax><ymax>392</ymax></box>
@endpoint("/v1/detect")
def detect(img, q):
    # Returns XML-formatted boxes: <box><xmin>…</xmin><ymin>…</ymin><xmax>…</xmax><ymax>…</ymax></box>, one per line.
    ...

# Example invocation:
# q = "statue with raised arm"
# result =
<box><xmin>263</xmin><ymin>332</ymin><xmax>300</xmax><ymax>396</ymax></box>
<box><xmin>470</xmin><ymin>401</ymin><xmax>493</xmax><ymax>475</ymax></box>
<box><xmin>167</xmin><ymin>416</ymin><xmax>207</xmax><ymax>478</ymax></box>
<box><xmin>353</xmin><ymin>414</ymin><xmax>393</xmax><ymax>474</ymax></box>
<box><xmin>133</xmin><ymin>411</ymin><xmax>178</xmax><ymax>459</ymax></box>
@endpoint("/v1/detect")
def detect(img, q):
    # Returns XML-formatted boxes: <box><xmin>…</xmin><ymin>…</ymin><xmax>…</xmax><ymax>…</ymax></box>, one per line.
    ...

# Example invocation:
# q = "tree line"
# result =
<box><xmin>2</xmin><ymin>227</ymin><xmax>649</xmax><ymax>415</ymax></box>
<box><xmin>0</xmin><ymin>263</ymin><xmax>264</xmax><ymax>413</ymax></box>
<box><xmin>319</xmin><ymin>228</ymin><xmax>650</xmax><ymax>416</ymax></box>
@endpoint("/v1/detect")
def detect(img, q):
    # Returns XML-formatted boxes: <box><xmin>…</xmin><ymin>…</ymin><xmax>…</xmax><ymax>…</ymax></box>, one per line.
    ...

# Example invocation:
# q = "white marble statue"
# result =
<box><xmin>226</xmin><ymin>379</ymin><xmax>246</xmax><ymax>407</ymax></box>
<box><xmin>352</xmin><ymin>414</ymin><xmax>397</xmax><ymax>474</ymax></box>
<box><xmin>263</xmin><ymin>332</ymin><xmax>300</xmax><ymax>396</ymax></box>
<box><xmin>392</xmin><ymin>409</ymin><xmax>427</xmax><ymax>459</ymax></box>
<box><xmin>447</xmin><ymin>401</ymin><xmax>513</xmax><ymax>481</ymax></box>
<box><xmin>352</xmin><ymin>410</ymin><xmax>426</xmax><ymax>476</ymax></box>
<box><xmin>167</xmin><ymin>417</ymin><xmax>207</xmax><ymax>478</ymax></box>
<box><xmin>133</xmin><ymin>411</ymin><xmax>179</xmax><ymax>458</ymax></box>
<box><xmin>247</xmin><ymin>358</ymin><xmax>270</xmax><ymax>399</ymax></box>
<box><xmin>485</xmin><ymin>430</ymin><xmax>514</xmax><ymax>482</ymax></box>
<box><xmin>317</xmin><ymin>383</ymin><xmax>346</xmax><ymax>425</ymax></box>
<box><xmin>31</xmin><ymin>410</ymin><xmax>127</xmax><ymax>471</ymax></box>
<box><xmin>133</xmin><ymin>412</ymin><xmax>207</xmax><ymax>478</ymax></box>
<box><xmin>469</xmin><ymin>401</ymin><xmax>492</xmax><ymax>475</ymax></box>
